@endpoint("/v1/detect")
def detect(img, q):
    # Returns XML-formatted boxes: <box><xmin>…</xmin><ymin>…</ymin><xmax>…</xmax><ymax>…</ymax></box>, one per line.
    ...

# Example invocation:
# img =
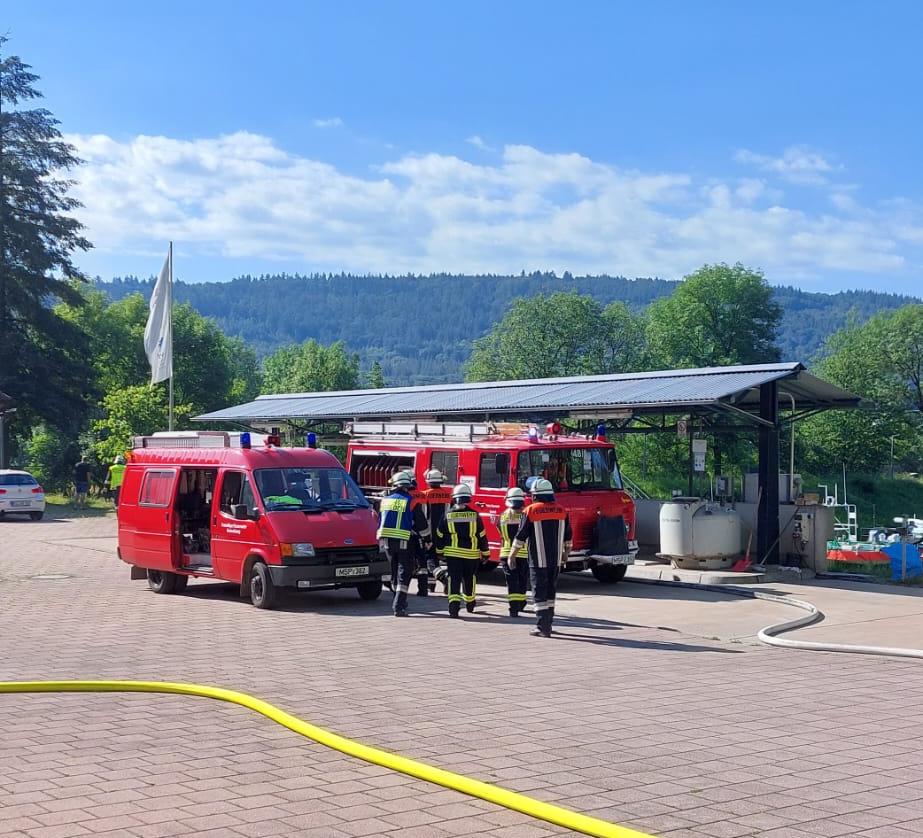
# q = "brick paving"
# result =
<box><xmin>1</xmin><ymin>510</ymin><xmax>922</xmax><ymax>837</ymax></box>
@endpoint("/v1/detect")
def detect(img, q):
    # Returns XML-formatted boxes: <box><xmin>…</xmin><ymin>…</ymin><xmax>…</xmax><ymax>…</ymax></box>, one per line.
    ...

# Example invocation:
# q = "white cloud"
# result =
<box><xmin>65</xmin><ymin>131</ymin><xmax>923</xmax><ymax>284</ymax></box>
<box><xmin>313</xmin><ymin>116</ymin><xmax>344</xmax><ymax>129</ymax></box>
<box><xmin>466</xmin><ymin>135</ymin><xmax>493</xmax><ymax>151</ymax></box>
<box><xmin>735</xmin><ymin>146</ymin><xmax>838</xmax><ymax>185</ymax></box>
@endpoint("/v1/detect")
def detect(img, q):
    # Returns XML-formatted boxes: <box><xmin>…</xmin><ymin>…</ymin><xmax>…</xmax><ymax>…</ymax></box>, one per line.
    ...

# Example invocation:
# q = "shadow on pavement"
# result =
<box><xmin>549</xmin><ymin>630</ymin><xmax>742</xmax><ymax>652</ymax></box>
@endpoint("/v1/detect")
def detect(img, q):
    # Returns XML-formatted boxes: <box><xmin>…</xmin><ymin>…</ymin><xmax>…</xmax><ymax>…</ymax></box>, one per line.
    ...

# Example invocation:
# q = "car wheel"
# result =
<box><xmin>249</xmin><ymin>562</ymin><xmax>277</xmax><ymax>609</ymax></box>
<box><xmin>356</xmin><ymin>580</ymin><xmax>383</xmax><ymax>601</ymax></box>
<box><xmin>591</xmin><ymin>562</ymin><xmax>627</xmax><ymax>584</ymax></box>
<box><xmin>29</xmin><ymin>511</ymin><xmax>44</xmax><ymax>521</ymax></box>
<box><xmin>148</xmin><ymin>569</ymin><xmax>178</xmax><ymax>594</ymax></box>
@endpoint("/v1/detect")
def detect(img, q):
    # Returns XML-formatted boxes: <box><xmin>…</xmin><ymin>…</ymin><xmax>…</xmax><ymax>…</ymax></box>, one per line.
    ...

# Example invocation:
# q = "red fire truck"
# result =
<box><xmin>345</xmin><ymin>421</ymin><xmax>638</xmax><ymax>582</ymax></box>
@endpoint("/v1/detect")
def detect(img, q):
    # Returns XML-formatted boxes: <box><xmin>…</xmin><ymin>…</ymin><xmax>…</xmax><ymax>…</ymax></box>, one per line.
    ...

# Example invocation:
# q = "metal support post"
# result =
<box><xmin>756</xmin><ymin>381</ymin><xmax>780</xmax><ymax>564</ymax></box>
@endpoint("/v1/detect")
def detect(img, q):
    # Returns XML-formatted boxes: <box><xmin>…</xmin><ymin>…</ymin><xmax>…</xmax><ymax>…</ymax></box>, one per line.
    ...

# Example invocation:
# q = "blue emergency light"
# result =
<box><xmin>240</xmin><ymin>432</ymin><xmax>251</xmax><ymax>449</ymax></box>
<box><xmin>306</xmin><ymin>432</ymin><xmax>317</xmax><ymax>449</ymax></box>
<box><xmin>595</xmin><ymin>423</ymin><xmax>607</xmax><ymax>441</ymax></box>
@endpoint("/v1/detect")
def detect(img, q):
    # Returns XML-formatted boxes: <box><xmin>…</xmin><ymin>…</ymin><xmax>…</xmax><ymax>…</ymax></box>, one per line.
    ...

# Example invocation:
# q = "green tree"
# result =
<box><xmin>0</xmin><ymin>39</ymin><xmax>94</xmax><ymax>459</ymax></box>
<box><xmin>22</xmin><ymin>424</ymin><xmax>81</xmax><ymax>492</ymax></box>
<box><xmin>93</xmin><ymin>385</ymin><xmax>193</xmax><ymax>464</ymax></box>
<box><xmin>800</xmin><ymin>305</ymin><xmax>923</xmax><ymax>474</ymax></box>
<box><xmin>646</xmin><ymin>263</ymin><xmax>782</xmax><ymax>368</ymax></box>
<box><xmin>465</xmin><ymin>292</ymin><xmax>647</xmax><ymax>381</ymax></box>
<box><xmin>366</xmin><ymin>361</ymin><xmax>385</xmax><ymax>389</ymax></box>
<box><xmin>263</xmin><ymin>339</ymin><xmax>360</xmax><ymax>393</ymax></box>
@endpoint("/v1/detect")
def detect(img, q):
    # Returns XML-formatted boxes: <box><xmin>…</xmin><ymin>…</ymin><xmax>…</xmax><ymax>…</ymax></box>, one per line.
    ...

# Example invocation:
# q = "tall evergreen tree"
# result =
<box><xmin>0</xmin><ymin>39</ymin><xmax>93</xmax><ymax>446</ymax></box>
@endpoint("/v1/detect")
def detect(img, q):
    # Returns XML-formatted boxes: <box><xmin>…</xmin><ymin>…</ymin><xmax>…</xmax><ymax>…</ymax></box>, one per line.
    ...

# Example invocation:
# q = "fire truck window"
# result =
<box><xmin>517</xmin><ymin>448</ymin><xmax>616</xmax><ymax>492</ymax></box>
<box><xmin>220</xmin><ymin>472</ymin><xmax>255</xmax><ymax>513</ymax></box>
<box><xmin>479</xmin><ymin>453</ymin><xmax>508</xmax><ymax>490</ymax></box>
<box><xmin>430</xmin><ymin>451</ymin><xmax>458</xmax><ymax>484</ymax></box>
<box><xmin>139</xmin><ymin>470</ymin><xmax>176</xmax><ymax>507</ymax></box>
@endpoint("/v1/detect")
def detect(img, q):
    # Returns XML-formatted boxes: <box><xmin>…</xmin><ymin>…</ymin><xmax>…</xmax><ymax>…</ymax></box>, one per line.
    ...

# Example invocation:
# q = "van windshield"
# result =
<box><xmin>254</xmin><ymin>468</ymin><xmax>370</xmax><ymax>511</ymax></box>
<box><xmin>517</xmin><ymin>447</ymin><xmax>623</xmax><ymax>492</ymax></box>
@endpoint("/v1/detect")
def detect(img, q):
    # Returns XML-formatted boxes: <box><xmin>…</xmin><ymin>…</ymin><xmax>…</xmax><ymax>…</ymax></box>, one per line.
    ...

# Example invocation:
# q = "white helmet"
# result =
<box><xmin>424</xmin><ymin>468</ymin><xmax>446</xmax><ymax>486</ymax></box>
<box><xmin>451</xmin><ymin>483</ymin><xmax>473</xmax><ymax>503</ymax></box>
<box><xmin>505</xmin><ymin>487</ymin><xmax>526</xmax><ymax>508</ymax></box>
<box><xmin>390</xmin><ymin>470</ymin><xmax>414</xmax><ymax>489</ymax></box>
<box><xmin>530</xmin><ymin>477</ymin><xmax>554</xmax><ymax>498</ymax></box>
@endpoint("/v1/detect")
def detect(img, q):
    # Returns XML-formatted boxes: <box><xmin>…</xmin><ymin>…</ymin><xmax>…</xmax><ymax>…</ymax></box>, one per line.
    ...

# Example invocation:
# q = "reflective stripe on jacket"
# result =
<box><xmin>499</xmin><ymin>509</ymin><xmax>525</xmax><ymax>559</ymax></box>
<box><xmin>510</xmin><ymin>501</ymin><xmax>573</xmax><ymax>568</ymax></box>
<box><xmin>434</xmin><ymin>505</ymin><xmax>489</xmax><ymax>560</ymax></box>
<box><xmin>378</xmin><ymin>490</ymin><xmax>414</xmax><ymax>541</ymax></box>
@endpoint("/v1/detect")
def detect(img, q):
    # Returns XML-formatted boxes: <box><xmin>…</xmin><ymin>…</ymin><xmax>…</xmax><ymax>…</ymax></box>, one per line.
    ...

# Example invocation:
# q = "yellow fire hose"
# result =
<box><xmin>0</xmin><ymin>679</ymin><xmax>653</xmax><ymax>838</ymax></box>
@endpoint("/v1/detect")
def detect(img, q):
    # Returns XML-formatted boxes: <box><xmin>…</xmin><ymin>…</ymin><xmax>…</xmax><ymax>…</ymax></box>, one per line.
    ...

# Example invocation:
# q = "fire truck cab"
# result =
<box><xmin>345</xmin><ymin>421</ymin><xmax>638</xmax><ymax>582</ymax></box>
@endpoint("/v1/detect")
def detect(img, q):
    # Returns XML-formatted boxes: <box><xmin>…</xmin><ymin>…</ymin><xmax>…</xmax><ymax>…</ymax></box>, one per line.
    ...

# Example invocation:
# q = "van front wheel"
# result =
<box><xmin>356</xmin><ymin>580</ymin><xmax>383</xmax><ymax>601</ymax></box>
<box><xmin>249</xmin><ymin>562</ymin><xmax>277</xmax><ymax>609</ymax></box>
<box><xmin>148</xmin><ymin>569</ymin><xmax>178</xmax><ymax>594</ymax></box>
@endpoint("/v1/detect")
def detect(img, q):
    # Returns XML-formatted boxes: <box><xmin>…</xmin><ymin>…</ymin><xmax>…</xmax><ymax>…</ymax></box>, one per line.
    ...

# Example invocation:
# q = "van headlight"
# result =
<box><xmin>281</xmin><ymin>542</ymin><xmax>316</xmax><ymax>557</ymax></box>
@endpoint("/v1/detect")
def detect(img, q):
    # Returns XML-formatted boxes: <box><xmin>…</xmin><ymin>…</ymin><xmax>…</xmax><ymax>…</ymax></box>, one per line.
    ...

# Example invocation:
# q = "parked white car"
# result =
<box><xmin>0</xmin><ymin>470</ymin><xmax>46</xmax><ymax>521</ymax></box>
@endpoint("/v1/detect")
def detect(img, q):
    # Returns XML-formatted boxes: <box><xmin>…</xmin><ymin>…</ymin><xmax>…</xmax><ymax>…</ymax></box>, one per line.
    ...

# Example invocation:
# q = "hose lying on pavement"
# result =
<box><xmin>0</xmin><ymin>679</ymin><xmax>654</xmax><ymax>838</ymax></box>
<box><xmin>625</xmin><ymin>578</ymin><xmax>923</xmax><ymax>660</ymax></box>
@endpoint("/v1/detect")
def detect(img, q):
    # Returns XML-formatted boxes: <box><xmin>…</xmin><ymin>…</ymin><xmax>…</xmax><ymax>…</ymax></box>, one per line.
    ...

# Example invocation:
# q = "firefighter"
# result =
<box><xmin>377</xmin><ymin>470</ymin><xmax>429</xmax><ymax>617</ymax></box>
<box><xmin>414</xmin><ymin>468</ymin><xmax>453</xmax><ymax>596</ymax></box>
<box><xmin>507</xmin><ymin>477</ymin><xmax>572</xmax><ymax>637</ymax></box>
<box><xmin>499</xmin><ymin>487</ymin><xmax>529</xmax><ymax>617</ymax></box>
<box><xmin>433</xmin><ymin>484</ymin><xmax>489</xmax><ymax>618</ymax></box>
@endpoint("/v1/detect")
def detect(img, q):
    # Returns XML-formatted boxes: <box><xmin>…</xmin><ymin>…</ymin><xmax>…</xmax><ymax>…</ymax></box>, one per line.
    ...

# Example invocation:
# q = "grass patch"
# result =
<box><xmin>44</xmin><ymin>493</ymin><xmax>113</xmax><ymax>518</ymax></box>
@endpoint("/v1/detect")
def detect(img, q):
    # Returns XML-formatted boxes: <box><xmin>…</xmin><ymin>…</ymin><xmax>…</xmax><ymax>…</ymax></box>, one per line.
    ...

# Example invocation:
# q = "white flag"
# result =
<box><xmin>143</xmin><ymin>250</ymin><xmax>172</xmax><ymax>384</ymax></box>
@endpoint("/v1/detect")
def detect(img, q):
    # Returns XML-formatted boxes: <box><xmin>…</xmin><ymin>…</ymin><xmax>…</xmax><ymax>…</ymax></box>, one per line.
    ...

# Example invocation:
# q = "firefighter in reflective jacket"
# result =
<box><xmin>378</xmin><ymin>470</ymin><xmax>429</xmax><ymax>617</ymax></box>
<box><xmin>499</xmin><ymin>487</ymin><xmax>529</xmax><ymax>617</ymax></box>
<box><xmin>414</xmin><ymin>468</ymin><xmax>453</xmax><ymax>596</ymax></box>
<box><xmin>507</xmin><ymin>478</ymin><xmax>572</xmax><ymax>637</ymax></box>
<box><xmin>433</xmin><ymin>484</ymin><xmax>489</xmax><ymax>617</ymax></box>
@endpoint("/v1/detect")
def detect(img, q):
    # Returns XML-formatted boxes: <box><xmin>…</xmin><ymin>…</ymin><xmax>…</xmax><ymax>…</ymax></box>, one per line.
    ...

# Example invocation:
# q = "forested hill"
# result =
<box><xmin>101</xmin><ymin>273</ymin><xmax>919</xmax><ymax>385</ymax></box>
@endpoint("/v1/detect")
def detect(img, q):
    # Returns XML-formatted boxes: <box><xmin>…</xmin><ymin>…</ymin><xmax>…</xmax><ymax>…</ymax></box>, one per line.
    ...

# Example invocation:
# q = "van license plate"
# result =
<box><xmin>11</xmin><ymin>501</ymin><xmax>31</xmax><ymax>507</ymax></box>
<box><xmin>336</xmin><ymin>566</ymin><xmax>368</xmax><ymax>577</ymax></box>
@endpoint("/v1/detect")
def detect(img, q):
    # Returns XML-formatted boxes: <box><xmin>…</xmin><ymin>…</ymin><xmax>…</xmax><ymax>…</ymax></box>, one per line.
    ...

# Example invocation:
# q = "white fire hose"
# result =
<box><xmin>625</xmin><ymin>578</ymin><xmax>923</xmax><ymax>660</ymax></box>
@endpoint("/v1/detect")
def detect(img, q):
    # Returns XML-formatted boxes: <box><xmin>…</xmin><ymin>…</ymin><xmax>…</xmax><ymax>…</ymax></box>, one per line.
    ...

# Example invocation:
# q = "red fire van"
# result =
<box><xmin>118</xmin><ymin>431</ymin><xmax>388</xmax><ymax>608</ymax></box>
<box><xmin>345</xmin><ymin>422</ymin><xmax>638</xmax><ymax>582</ymax></box>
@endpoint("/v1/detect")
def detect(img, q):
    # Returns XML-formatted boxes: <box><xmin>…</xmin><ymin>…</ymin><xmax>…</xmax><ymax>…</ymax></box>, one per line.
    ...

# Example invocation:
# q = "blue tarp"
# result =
<box><xmin>882</xmin><ymin>542</ymin><xmax>923</xmax><ymax>581</ymax></box>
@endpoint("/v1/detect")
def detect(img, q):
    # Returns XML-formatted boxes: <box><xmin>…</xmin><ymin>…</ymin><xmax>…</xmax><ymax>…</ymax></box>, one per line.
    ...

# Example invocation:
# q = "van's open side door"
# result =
<box><xmin>131</xmin><ymin>468</ymin><xmax>181</xmax><ymax>571</ymax></box>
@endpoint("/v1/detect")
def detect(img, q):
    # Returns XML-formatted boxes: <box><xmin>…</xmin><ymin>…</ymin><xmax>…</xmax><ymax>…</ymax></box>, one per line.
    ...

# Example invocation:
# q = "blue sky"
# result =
<box><xmin>6</xmin><ymin>1</ymin><xmax>923</xmax><ymax>293</ymax></box>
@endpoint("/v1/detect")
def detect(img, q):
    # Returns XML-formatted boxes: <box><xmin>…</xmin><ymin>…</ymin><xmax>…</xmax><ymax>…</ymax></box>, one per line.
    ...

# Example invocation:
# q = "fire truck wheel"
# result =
<box><xmin>591</xmin><ymin>563</ymin><xmax>627</xmax><ymax>584</ymax></box>
<box><xmin>477</xmin><ymin>560</ymin><xmax>499</xmax><ymax>576</ymax></box>
<box><xmin>356</xmin><ymin>580</ymin><xmax>383</xmax><ymax>601</ymax></box>
<box><xmin>147</xmin><ymin>569</ymin><xmax>178</xmax><ymax>594</ymax></box>
<box><xmin>173</xmin><ymin>574</ymin><xmax>189</xmax><ymax>593</ymax></box>
<box><xmin>249</xmin><ymin>562</ymin><xmax>277</xmax><ymax>609</ymax></box>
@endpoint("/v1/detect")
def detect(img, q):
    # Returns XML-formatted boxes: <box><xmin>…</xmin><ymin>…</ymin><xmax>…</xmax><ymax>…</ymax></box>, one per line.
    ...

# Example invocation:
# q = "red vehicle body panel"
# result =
<box><xmin>118</xmin><ymin>446</ymin><xmax>380</xmax><ymax>583</ymax></box>
<box><xmin>345</xmin><ymin>435</ymin><xmax>636</xmax><ymax>563</ymax></box>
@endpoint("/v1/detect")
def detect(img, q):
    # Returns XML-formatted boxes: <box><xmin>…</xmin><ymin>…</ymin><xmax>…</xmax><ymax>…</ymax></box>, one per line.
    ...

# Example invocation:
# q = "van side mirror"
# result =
<box><xmin>231</xmin><ymin>503</ymin><xmax>252</xmax><ymax>520</ymax></box>
<box><xmin>495</xmin><ymin>453</ymin><xmax>510</xmax><ymax>476</ymax></box>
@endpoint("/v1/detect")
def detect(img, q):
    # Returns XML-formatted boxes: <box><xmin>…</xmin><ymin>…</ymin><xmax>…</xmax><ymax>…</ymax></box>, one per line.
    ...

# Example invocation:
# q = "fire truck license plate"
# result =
<box><xmin>336</xmin><ymin>566</ymin><xmax>368</xmax><ymax>577</ymax></box>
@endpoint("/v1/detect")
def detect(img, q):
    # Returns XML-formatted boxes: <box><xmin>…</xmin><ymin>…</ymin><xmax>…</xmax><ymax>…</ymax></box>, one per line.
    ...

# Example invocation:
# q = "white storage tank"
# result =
<box><xmin>659</xmin><ymin>498</ymin><xmax>742</xmax><ymax>570</ymax></box>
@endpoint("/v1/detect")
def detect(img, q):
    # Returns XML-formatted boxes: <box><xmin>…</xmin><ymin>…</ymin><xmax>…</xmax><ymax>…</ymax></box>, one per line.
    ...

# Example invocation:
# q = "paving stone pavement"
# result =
<box><xmin>1</xmin><ymin>510</ymin><xmax>923</xmax><ymax>838</ymax></box>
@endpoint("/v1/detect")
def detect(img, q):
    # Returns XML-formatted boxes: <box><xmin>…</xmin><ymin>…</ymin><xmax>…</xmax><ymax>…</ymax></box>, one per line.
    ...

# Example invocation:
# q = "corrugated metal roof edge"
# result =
<box><xmin>196</xmin><ymin>396</ymin><xmax>728</xmax><ymax>422</ymax></box>
<box><xmin>247</xmin><ymin>362</ymin><xmax>805</xmax><ymax>403</ymax></box>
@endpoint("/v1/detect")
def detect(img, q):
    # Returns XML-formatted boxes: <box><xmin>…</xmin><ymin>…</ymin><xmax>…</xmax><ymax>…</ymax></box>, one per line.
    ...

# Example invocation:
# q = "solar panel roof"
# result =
<box><xmin>195</xmin><ymin>362</ymin><xmax>859</xmax><ymax>425</ymax></box>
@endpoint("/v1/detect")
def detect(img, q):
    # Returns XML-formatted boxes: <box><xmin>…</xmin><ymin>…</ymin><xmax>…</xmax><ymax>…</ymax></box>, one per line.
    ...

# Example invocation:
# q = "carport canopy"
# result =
<box><xmin>195</xmin><ymin>362</ymin><xmax>858</xmax><ymax>427</ymax></box>
<box><xmin>195</xmin><ymin>362</ymin><xmax>859</xmax><ymax>566</ymax></box>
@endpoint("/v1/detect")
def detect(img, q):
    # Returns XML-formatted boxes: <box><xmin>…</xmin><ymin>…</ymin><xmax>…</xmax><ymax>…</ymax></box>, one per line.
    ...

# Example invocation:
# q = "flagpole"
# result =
<box><xmin>168</xmin><ymin>240</ymin><xmax>174</xmax><ymax>431</ymax></box>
